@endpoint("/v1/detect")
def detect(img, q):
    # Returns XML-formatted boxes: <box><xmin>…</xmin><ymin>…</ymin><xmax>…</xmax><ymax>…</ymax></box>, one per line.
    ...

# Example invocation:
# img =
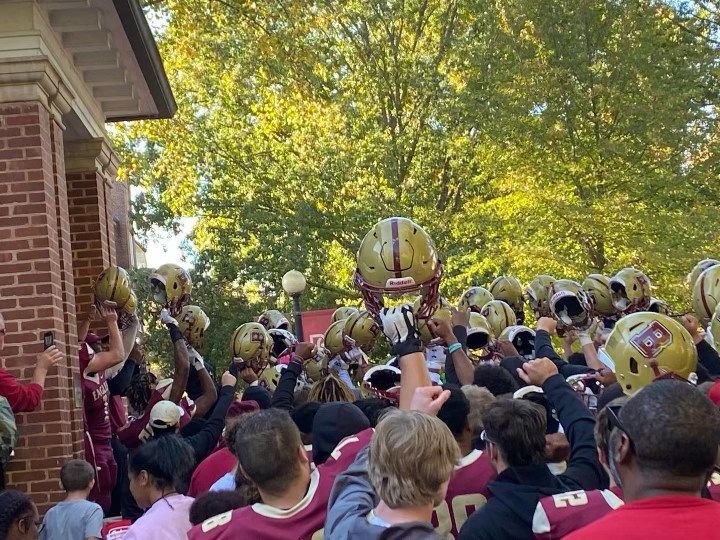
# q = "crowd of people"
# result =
<box><xmin>1</xmin><ymin>215</ymin><xmax>720</xmax><ymax>539</ymax></box>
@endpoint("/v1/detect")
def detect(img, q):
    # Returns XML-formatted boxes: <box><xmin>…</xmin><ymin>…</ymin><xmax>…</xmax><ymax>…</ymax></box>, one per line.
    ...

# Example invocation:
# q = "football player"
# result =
<box><xmin>177</xmin><ymin>305</ymin><xmax>218</xmax><ymax>416</ymax></box>
<box><xmin>149</xmin><ymin>263</ymin><xmax>192</xmax><ymax>316</ymax></box>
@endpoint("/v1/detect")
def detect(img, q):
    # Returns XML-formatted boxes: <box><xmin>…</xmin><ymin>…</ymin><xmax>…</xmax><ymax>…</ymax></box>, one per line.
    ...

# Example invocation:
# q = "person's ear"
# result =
<box><xmin>298</xmin><ymin>445</ymin><xmax>309</xmax><ymax>466</ymax></box>
<box><xmin>139</xmin><ymin>470</ymin><xmax>151</xmax><ymax>487</ymax></box>
<box><xmin>615</xmin><ymin>433</ymin><xmax>633</xmax><ymax>465</ymax></box>
<box><xmin>17</xmin><ymin>517</ymin><xmax>28</xmax><ymax>534</ymax></box>
<box><xmin>88</xmin><ymin>478</ymin><xmax>96</xmax><ymax>491</ymax></box>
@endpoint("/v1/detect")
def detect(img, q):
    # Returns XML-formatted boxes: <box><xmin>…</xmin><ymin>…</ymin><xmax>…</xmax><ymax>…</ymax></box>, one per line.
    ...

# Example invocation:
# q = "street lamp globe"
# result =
<box><xmin>282</xmin><ymin>270</ymin><xmax>307</xmax><ymax>296</ymax></box>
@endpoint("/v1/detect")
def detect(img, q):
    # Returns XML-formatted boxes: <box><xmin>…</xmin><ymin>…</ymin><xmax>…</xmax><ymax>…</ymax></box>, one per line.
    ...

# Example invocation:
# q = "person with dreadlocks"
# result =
<box><xmin>307</xmin><ymin>373</ymin><xmax>356</xmax><ymax>403</ymax></box>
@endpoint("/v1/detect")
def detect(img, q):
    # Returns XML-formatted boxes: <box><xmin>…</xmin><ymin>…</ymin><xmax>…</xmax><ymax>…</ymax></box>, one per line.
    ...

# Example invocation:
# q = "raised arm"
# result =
<box><xmin>160</xmin><ymin>309</ymin><xmax>190</xmax><ymax>404</ymax></box>
<box><xmin>85</xmin><ymin>307</ymin><xmax>124</xmax><ymax>375</ymax></box>
<box><xmin>189</xmin><ymin>353</ymin><xmax>219</xmax><ymax>418</ymax></box>
<box><xmin>429</xmin><ymin>312</ymin><xmax>474</xmax><ymax>386</ymax></box>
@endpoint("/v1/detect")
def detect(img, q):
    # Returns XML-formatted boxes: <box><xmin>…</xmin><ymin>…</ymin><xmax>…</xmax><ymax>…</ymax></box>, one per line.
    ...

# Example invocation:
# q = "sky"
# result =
<box><xmin>143</xmin><ymin>217</ymin><xmax>196</xmax><ymax>271</ymax></box>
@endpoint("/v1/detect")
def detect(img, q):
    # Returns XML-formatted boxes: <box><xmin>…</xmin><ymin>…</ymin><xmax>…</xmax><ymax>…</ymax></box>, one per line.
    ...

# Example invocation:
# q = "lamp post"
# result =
<box><xmin>282</xmin><ymin>270</ymin><xmax>307</xmax><ymax>340</ymax></box>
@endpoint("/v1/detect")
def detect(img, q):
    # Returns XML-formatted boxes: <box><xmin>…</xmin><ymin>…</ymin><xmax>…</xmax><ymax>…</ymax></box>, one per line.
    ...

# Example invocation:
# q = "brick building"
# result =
<box><xmin>0</xmin><ymin>0</ymin><xmax>175</xmax><ymax>509</ymax></box>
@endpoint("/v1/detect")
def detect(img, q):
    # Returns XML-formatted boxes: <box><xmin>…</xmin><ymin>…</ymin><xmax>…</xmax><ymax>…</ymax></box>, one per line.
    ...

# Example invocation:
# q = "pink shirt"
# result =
<box><xmin>124</xmin><ymin>494</ymin><xmax>194</xmax><ymax>540</ymax></box>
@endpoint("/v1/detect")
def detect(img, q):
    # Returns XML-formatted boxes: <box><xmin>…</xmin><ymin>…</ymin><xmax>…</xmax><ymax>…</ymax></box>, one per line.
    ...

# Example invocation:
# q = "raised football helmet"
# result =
<box><xmin>692</xmin><ymin>264</ymin><xmax>720</xmax><ymax>324</ymax></box>
<box><xmin>177</xmin><ymin>305</ymin><xmax>210</xmax><ymax>349</ymax></box>
<box><xmin>499</xmin><ymin>325</ymin><xmax>536</xmax><ymax>359</ymax></box>
<box><xmin>362</xmin><ymin>364</ymin><xmax>401</xmax><ymax>402</ymax></box>
<box><xmin>268</xmin><ymin>328</ymin><xmax>298</xmax><ymax>358</ymax></box>
<box><xmin>600</xmin><ymin>312</ymin><xmax>697</xmax><ymax>395</ymax></box>
<box><xmin>609</xmin><ymin>268</ymin><xmax>652</xmax><ymax>314</ymax></box>
<box><xmin>480</xmin><ymin>300</ymin><xmax>517</xmax><ymax>338</ymax></box>
<box><xmin>416</xmin><ymin>303</ymin><xmax>452</xmax><ymax>344</ymax></box>
<box><xmin>687</xmin><ymin>258</ymin><xmax>720</xmax><ymax>288</ymax></box>
<box><xmin>257</xmin><ymin>309</ymin><xmax>291</xmax><ymax>331</ymax></box>
<box><xmin>230</xmin><ymin>322</ymin><xmax>272</xmax><ymax>373</ymax></box>
<box><xmin>331</xmin><ymin>307</ymin><xmax>359</xmax><ymax>324</ymax></box>
<box><xmin>94</xmin><ymin>265</ymin><xmax>137</xmax><ymax>329</ymax></box>
<box><xmin>489</xmin><ymin>276</ymin><xmax>524</xmax><ymax>319</ymax></box>
<box><xmin>711</xmin><ymin>304</ymin><xmax>720</xmax><ymax>350</ymax></box>
<box><xmin>467</xmin><ymin>312</ymin><xmax>492</xmax><ymax>350</ymax></box>
<box><xmin>549</xmin><ymin>279</ymin><xmax>593</xmax><ymax>331</ymax></box>
<box><xmin>150</xmin><ymin>263</ymin><xmax>192</xmax><ymax>315</ymax></box>
<box><xmin>354</xmin><ymin>217</ymin><xmax>443</xmax><ymax>318</ymax></box>
<box><xmin>648</xmin><ymin>297</ymin><xmax>672</xmax><ymax>316</ymax></box>
<box><xmin>258</xmin><ymin>364</ymin><xmax>305</xmax><ymax>393</ymax></box>
<box><xmin>343</xmin><ymin>310</ymin><xmax>381</xmax><ymax>352</ymax></box>
<box><xmin>323</xmin><ymin>320</ymin><xmax>349</xmax><ymax>357</ymax></box>
<box><xmin>582</xmin><ymin>274</ymin><xmax>615</xmax><ymax>317</ymax></box>
<box><xmin>457</xmin><ymin>286</ymin><xmax>494</xmax><ymax>314</ymax></box>
<box><xmin>526</xmin><ymin>275</ymin><xmax>556</xmax><ymax>319</ymax></box>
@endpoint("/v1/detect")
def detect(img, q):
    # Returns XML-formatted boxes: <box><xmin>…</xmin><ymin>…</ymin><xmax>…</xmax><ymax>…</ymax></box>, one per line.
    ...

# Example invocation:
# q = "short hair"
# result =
<box><xmin>353</xmin><ymin>397</ymin><xmax>395</xmax><ymax>427</ymax></box>
<box><xmin>234</xmin><ymin>409</ymin><xmax>304</xmax><ymax>496</ymax></box>
<box><xmin>620</xmin><ymin>380</ymin><xmax>720</xmax><ymax>479</ymax></box>
<box><xmin>594</xmin><ymin>396</ymin><xmax>628</xmax><ymax>459</ymax></box>
<box><xmin>567</xmin><ymin>352</ymin><xmax>587</xmax><ymax>366</ymax></box>
<box><xmin>482</xmin><ymin>399</ymin><xmax>546</xmax><ymax>467</ymax></box>
<box><xmin>290</xmin><ymin>401</ymin><xmax>321</xmax><ymax>435</ymax></box>
<box><xmin>437</xmin><ymin>385</ymin><xmax>470</xmax><ymax>438</ymax></box>
<box><xmin>189</xmin><ymin>490</ymin><xmax>246</xmax><ymax>526</ymax></box>
<box><xmin>59</xmin><ymin>460</ymin><xmax>95</xmax><ymax>492</ymax></box>
<box><xmin>129</xmin><ymin>435</ymin><xmax>196</xmax><ymax>493</ymax></box>
<box><xmin>461</xmin><ymin>385</ymin><xmax>496</xmax><ymax>437</ymax></box>
<box><xmin>0</xmin><ymin>490</ymin><xmax>35</xmax><ymax>539</ymax></box>
<box><xmin>308</xmin><ymin>374</ymin><xmax>355</xmax><ymax>403</ymax></box>
<box><xmin>473</xmin><ymin>365</ymin><xmax>518</xmax><ymax>396</ymax></box>
<box><xmin>224</xmin><ymin>416</ymin><xmax>246</xmax><ymax>457</ymax></box>
<box><xmin>368</xmin><ymin>410</ymin><xmax>460</xmax><ymax>508</ymax></box>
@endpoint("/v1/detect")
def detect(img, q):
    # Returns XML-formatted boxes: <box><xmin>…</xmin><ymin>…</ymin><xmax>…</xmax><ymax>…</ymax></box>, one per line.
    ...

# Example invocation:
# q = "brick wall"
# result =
<box><xmin>0</xmin><ymin>102</ymin><xmax>83</xmax><ymax>510</ymax></box>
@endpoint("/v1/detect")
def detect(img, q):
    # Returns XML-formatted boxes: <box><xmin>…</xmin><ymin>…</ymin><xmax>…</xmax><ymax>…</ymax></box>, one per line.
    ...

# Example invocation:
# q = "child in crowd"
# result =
<box><xmin>40</xmin><ymin>460</ymin><xmax>103</xmax><ymax>540</ymax></box>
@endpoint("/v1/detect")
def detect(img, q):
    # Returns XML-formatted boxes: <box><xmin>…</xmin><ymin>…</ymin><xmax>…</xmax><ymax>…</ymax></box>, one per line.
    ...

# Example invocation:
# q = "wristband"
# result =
<box><xmin>578</xmin><ymin>333</ymin><xmax>593</xmax><ymax>347</ymax></box>
<box><xmin>167</xmin><ymin>324</ymin><xmax>184</xmax><ymax>344</ymax></box>
<box><xmin>391</xmin><ymin>337</ymin><xmax>424</xmax><ymax>357</ymax></box>
<box><xmin>448</xmin><ymin>342</ymin><xmax>463</xmax><ymax>354</ymax></box>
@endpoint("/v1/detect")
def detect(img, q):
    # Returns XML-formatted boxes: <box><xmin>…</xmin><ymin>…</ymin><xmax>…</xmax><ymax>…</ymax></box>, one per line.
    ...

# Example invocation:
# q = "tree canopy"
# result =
<box><xmin>116</xmin><ymin>0</ymin><xmax>720</xmax><ymax>371</ymax></box>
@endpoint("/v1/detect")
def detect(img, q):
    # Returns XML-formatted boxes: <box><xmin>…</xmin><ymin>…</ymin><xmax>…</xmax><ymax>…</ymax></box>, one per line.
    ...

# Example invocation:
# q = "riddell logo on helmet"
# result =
<box><xmin>386</xmin><ymin>277</ymin><xmax>416</xmax><ymax>288</ymax></box>
<box><xmin>629</xmin><ymin>321</ymin><xmax>673</xmax><ymax>358</ymax></box>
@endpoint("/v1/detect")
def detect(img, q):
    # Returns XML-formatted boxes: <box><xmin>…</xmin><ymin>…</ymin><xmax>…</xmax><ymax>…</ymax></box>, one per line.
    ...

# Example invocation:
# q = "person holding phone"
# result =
<box><xmin>0</xmin><ymin>311</ymin><xmax>64</xmax><ymax>413</ymax></box>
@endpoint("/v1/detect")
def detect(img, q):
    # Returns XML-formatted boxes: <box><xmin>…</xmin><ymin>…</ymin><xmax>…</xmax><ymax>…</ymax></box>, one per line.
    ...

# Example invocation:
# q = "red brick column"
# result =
<box><xmin>65</xmin><ymin>140</ymin><xmax>120</xmax><ymax>316</ymax></box>
<box><xmin>0</xmin><ymin>101</ymin><xmax>82</xmax><ymax>510</ymax></box>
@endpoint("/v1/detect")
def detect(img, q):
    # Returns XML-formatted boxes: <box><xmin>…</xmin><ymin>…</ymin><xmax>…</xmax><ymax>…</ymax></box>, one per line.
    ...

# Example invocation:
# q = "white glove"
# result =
<box><xmin>187</xmin><ymin>346</ymin><xmax>206</xmax><ymax>371</ymax></box>
<box><xmin>160</xmin><ymin>309</ymin><xmax>178</xmax><ymax>327</ymax></box>
<box><xmin>328</xmin><ymin>355</ymin><xmax>349</xmax><ymax>372</ymax></box>
<box><xmin>378</xmin><ymin>304</ymin><xmax>418</xmax><ymax>345</ymax></box>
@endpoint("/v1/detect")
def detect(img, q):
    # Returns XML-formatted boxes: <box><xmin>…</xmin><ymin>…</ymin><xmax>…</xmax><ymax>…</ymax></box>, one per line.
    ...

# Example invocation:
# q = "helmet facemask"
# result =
<box><xmin>551</xmin><ymin>290</ymin><xmax>592</xmax><ymax>330</ymax></box>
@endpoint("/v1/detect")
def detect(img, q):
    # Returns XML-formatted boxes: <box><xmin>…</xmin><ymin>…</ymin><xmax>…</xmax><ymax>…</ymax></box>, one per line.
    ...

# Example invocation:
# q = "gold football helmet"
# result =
<box><xmin>354</xmin><ymin>217</ymin><xmax>443</xmax><ymax>318</ymax></box>
<box><xmin>467</xmin><ymin>312</ymin><xmax>492</xmax><ymax>350</ymax></box>
<box><xmin>648</xmin><ymin>297</ymin><xmax>672</xmax><ymax>316</ymax></box>
<box><xmin>489</xmin><ymin>276</ymin><xmax>524</xmax><ymax>317</ymax></box>
<box><xmin>601</xmin><ymin>312</ymin><xmax>697</xmax><ymax>395</ymax></box>
<box><xmin>687</xmin><ymin>259</ymin><xmax>720</xmax><ymax>289</ymax></box>
<box><xmin>499</xmin><ymin>325</ymin><xmax>536</xmax><ymax>358</ymax></box>
<box><xmin>332</xmin><ymin>307</ymin><xmax>359</xmax><ymax>323</ymax></box>
<box><xmin>458</xmin><ymin>286</ymin><xmax>494</xmax><ymax>314</ymax></box>
<box><xmin>609</xmin><ymin>268</ymin><xmax>652</xmax><ymax>314</ymax></box>
<box><xmin>711</xmin><ymin>304</ymin><xmax>720</xmax><ymax>350</ymax></box>
<box><xmin>178</xmin><ymin>305</ymin><xmax>210</xmax><ymax>349</ymax></box>
<box><xmin>692</xmin><ymin>264</ymin><xmax>720</xmax><ymax>324</ymax></box>
<box><xmin>526</xmin><ymin>275</ymin><xmax>556</xmax><ymax>319</ymax></box>
<box><xmin>94</xmin><ymin>265</ymin><xmax>137</xmax><ymax>329</ymax></box>
<box><xmin>343</xmin><ymin>310</ymin><xmax>381</xmax><ymax>352</ymax></box>
<box><xmin>323</xmin><ymin>320</ymin><xmax>349</xmax><ymax>357</ymax></box>
<box><xmin>549</xmin><ymin>279</ymin><xmax>593</xmax><ymax>330</ymax></box>
<box><xmin>231</xmin><ymin>322</ymin><xmax>272</xmax><ymax>373</ymax></box>
<box><xmin>480</xmin><ymin>300</ymin><xmax>517</xmax><ymax>338</ymax></box>
<box><xmin>150</xmin><ymin>263</ymin><xmax>192</xmax><ymax>315</ymax></box>
<box><xmin>361</xmin><ymin>364</ymin><xmax>401</xmax><ymax>402</ymax></box>
<box><xmin>257</xmin><ymin>309</ymin><xmax>291</xmax><ymax>331</ymax></box>
<box><xmin>582</xmin><ymin>274</ymin><xmax>615</xmax><ymax>317</ymax></box>
<box><xmin>416</xmin><ymin>302</ymin><xmax>452</xmax><ymax>344</ymax></box>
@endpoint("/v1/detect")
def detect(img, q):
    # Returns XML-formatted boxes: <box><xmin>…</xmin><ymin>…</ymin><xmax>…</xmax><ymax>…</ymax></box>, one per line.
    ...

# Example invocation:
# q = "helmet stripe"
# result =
<box><xmin>109</xmin><ymin>269</ymin><xmax>119</xmax><ymax>302</ymax></box>
<box><xmin>390</xmin><ymin>218</ymin><xmax>402</xmax><ymax>278</ymax></box>
<box><xmin>701</xmin><ymin>272</ymin><xmax>713</xmax><ymax>318</ymax></box>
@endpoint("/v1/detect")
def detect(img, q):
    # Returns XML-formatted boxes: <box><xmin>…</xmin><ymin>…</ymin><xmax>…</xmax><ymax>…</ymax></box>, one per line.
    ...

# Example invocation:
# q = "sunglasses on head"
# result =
<box><xmin>605</xmin><ymin>405</ymin><xmax>635</xmax><ymax>449</ymax></box>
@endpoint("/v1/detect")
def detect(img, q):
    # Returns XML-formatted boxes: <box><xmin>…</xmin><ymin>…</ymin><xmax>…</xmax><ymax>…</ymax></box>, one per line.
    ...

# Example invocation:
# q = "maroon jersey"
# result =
<box><xmin>532</xmin><ymin>489</ymin><xmax>624</xmax><ymax>540</ymax></box>
<box><xmin>189</xmin><ymin>427</ymin><xmax>374</xmax><ymax>540</ymax></box>
<box><xmin>432</xmin><ymin>449</ymin><xmax>496</xmax><ymax>538</ymax></box>
<box><xmin>116</xmin><ymin>378</ymin><xmax>195</xmax><ymax>449</ymax></box>
<box><xmin>80</xmin><ymin>343</ymin><xmax>111</xmax><ymax>443</ymax></box>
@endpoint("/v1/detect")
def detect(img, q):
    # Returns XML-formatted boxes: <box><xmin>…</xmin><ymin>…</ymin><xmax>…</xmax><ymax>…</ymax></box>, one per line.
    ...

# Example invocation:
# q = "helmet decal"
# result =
<box><xmin>630</xmin><ymin>321</ymin><xmax>673</xmax><ymax>359</ymax></box>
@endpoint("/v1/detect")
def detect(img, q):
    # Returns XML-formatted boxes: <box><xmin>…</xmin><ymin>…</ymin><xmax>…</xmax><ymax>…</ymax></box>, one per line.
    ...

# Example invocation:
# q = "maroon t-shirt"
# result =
<box><xmin>533</xmin><ymin>489</ymin><xmax>624</xmax><ymax>540</ymax></box>
<box><xmin>79</xmin><ymin>343</ymin><xmax>111</xmax><ymax>443</ymax></box>
<box><xmin>432</xmin><ymin>449</ymin><xmax>496</xmax><ymax>537</ymax></box>
<box><xmin>188</xmin><ymin>447</ymin><xmax>237</xmax><ymax>498</ymax></box>
<box><xmin>188</xmin><ymin>428</ymin><xmax>374</xmax><ymax>540</ymax></box>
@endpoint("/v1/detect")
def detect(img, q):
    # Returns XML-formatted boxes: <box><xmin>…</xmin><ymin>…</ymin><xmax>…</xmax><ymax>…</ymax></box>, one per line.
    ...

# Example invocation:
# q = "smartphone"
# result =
<box><xmin>43</xmin><ymin>331</ymin><xmax>54</xmax><ymax>350</ymax></box>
